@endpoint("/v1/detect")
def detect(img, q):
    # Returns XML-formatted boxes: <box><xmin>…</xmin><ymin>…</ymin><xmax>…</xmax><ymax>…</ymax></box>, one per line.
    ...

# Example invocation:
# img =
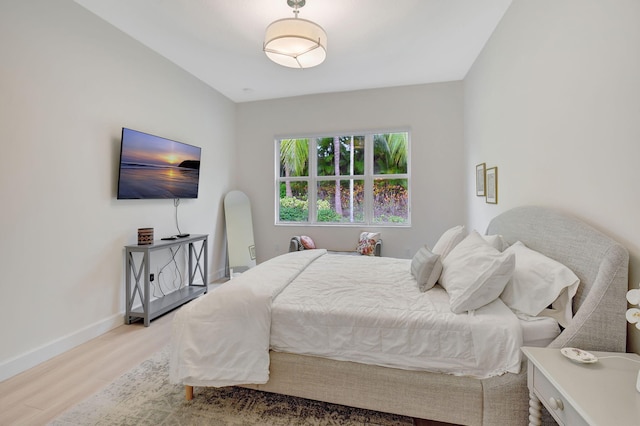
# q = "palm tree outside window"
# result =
<box><xmin>276</xmin><ymin>131</ymin><xmax>410</xmax><ymax>226</ymax></box>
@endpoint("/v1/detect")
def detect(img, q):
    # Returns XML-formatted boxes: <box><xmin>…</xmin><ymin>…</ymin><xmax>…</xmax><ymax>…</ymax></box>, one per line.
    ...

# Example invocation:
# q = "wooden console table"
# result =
<box><xmin>124</xmin><ymin>234</ymin><xmax>208</xmax><ymax>326</ymax></box>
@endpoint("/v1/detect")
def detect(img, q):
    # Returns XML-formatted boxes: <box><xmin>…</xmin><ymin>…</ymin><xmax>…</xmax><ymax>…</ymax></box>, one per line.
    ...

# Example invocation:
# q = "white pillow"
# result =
<box><xmin>483</xmin><ymin>234</ymin><xmax>508</xmax><ymax>252</ymax></box>
<box><xmin>500</xmin><ymin>241</ymin><xmax>580</xmax><ymax>327</ymax></box>
<box><xmin>411</xmin><ymin>246</ymin><xmax>442</xmax><ymax>292</ymax></box>
<box><xmin>432</xmin><ymin>225</ymin><xmax>466</xmax><ymax>259</ymax></box>
<box><xmin>439</xmin><ymin>230</ymin><xmax>515</xmax><ymax>314</ymax></box>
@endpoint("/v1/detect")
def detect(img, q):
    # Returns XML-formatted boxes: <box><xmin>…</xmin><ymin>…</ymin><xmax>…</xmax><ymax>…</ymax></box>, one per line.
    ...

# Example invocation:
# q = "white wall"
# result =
<box><xmin>464</xmin><ymin>0</ymin><xmax>640</xmax><ymax>352</ymax></box>
<box><xmin>236</xmin><ymin>82</ymin><xmax>465</xmax><ymax>261</ymax></box>
<box><xmin>0</xmin><ymin>0</ymin><xmax>235</xmax><ymax>380</ymax></box>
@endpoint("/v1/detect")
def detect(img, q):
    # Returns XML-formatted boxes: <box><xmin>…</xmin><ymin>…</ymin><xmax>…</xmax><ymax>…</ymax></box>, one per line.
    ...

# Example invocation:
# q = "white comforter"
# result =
<box><xmin>271</xmin><ymin>253</ymin><xmax>523</xmax><ymax>377</ymax></box>
<box><xmin>170</xmin><ymin>249</ymin><xmax>325</xmax><ymax>387</ymax></box>
<box><xmin>170</xmin><ymin>250</ymin><xmax>523</xmax><ymax>387</ymax></box>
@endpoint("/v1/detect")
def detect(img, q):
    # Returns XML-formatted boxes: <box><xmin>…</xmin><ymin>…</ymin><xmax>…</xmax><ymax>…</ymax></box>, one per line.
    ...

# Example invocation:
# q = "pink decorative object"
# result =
<box><xmin>300</xmin><ymin>235</ymin><xmax>316</xmax><ymax>249</ymax></box>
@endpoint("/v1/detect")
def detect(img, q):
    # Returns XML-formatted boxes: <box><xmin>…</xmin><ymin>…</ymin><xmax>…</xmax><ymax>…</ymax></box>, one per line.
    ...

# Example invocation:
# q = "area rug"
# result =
<box><xmin>49</xmin><ymin>346</ymin><xmax>413</xmax><ymax>425</ymax></box>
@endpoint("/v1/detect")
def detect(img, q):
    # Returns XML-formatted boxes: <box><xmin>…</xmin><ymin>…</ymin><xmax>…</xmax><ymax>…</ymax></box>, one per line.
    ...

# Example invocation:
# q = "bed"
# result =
<box><xmin>170</xmin><ymin>206</ymin><xmax>629</xmax><ymax>425</ymax></box>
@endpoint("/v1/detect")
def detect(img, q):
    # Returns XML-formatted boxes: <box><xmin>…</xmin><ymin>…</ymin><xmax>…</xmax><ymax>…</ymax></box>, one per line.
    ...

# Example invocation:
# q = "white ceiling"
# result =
<box><xmin>74</xmin><ymin>0</ymin><xmax>512</xmax><ymax>103</ymax></box>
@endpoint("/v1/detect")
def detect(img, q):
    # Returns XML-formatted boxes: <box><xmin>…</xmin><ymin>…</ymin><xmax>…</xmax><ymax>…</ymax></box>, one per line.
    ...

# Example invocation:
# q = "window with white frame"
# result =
<box><xmin>276</xmin><ymin>131</ymin><xmax>410</xmax><ymax>226</ymax></box>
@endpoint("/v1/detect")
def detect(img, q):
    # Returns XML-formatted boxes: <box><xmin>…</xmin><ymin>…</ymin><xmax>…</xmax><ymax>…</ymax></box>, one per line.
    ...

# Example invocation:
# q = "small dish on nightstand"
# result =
<box><xmin>561</xmin><ymin>347</ymin><xmax>598</xmax><ymax>363</ymax></box>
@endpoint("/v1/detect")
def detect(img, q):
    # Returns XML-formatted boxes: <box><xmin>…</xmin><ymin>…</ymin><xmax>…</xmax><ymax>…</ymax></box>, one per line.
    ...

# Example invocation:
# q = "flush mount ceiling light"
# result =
<box><xmin>264</xmin><ymin>0</ymin><xmax>327</xmax><ymax>69</ymax></box>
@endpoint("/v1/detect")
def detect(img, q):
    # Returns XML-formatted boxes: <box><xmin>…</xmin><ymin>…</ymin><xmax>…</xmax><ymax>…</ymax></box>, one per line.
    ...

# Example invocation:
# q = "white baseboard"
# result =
<box><xmin>0</xmin><ymin>312</ymin><xmax>123</xmax><ymax>382</ymax></box>
<box><xmin>0</xmin><ymin>272</ymin><xmax>226</xmax><ymax>383</ymax></box>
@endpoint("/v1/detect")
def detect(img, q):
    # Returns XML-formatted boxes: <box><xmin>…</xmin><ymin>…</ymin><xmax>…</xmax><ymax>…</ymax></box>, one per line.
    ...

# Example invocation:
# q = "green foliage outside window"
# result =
<box><xmin>279</xmin><ymin>196</ymin><xmax>308</xmax><ymax>222</ymax></box>
<box><xmin>277</xmin><ymin>132</ymin><xmax>410</xmax><ymax>225</ymax></box>
<box><xmin>279</xmin><ymin>197</ymin><xmax>341</xmax><ymax>222</ymax></box>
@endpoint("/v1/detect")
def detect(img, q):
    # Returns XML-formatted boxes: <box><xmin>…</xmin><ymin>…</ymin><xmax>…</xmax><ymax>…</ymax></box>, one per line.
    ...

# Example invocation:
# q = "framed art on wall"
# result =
<box><xmin>476</xmin><ymin>163</ymin><xmax>486</xmax><ymax>196</ymax></box>
<box><xmin>486</xmin><ymin>167</ymin><xmax>498</xmax><ymax>204</ymax></box>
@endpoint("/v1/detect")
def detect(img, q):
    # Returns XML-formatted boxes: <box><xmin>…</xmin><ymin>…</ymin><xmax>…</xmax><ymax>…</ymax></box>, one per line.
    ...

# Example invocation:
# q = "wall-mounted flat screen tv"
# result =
<box><xmin>117</xmin><ymin>128</ymin><xmax>201</xmax><ymax>199</ymax></box>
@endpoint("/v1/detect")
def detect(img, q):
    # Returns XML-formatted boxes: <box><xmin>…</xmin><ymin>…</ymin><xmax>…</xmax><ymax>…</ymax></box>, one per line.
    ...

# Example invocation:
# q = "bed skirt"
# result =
<box><xmin>241</xmin><ymin>351</ymin><xmax>529</xmax><ymax>425</ymax></box>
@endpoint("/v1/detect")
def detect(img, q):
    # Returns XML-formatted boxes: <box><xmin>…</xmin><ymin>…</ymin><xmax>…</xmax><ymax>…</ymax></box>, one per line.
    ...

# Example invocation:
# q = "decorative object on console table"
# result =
<box><xmin>476</xmin><ymin>162</ymin><xmax>486</xmax><ymax>196</ymax></box>
<box><xmin>137</xmin><ymin>227</ymin><xmax>154</xmax><ymax>245</ymax></box>
<box><xmin>124</xmin><ymin>234</ymin><xmax>208</xmax><ymax>326</ymax></box>
<box><xmin>625</xmin><ymin>283</ymin><xmax>640</xmax><ymax>392</ymax></box>
<box><xmin>485</xmin><ymin>166</ymin><xmax>498</xmax><ymax>204</ymax></box>
<box><xmin>522</xmin><ymin>346</ymin><xmax>640</xmax><ymax>426</ymax></box>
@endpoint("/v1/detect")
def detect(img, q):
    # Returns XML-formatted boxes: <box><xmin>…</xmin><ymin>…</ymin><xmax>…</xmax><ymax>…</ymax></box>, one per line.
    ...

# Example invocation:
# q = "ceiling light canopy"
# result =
<box><xmin>264</xmin><ymin>0</ymin><xmax>327</xmax><ymax>69</ymax></box>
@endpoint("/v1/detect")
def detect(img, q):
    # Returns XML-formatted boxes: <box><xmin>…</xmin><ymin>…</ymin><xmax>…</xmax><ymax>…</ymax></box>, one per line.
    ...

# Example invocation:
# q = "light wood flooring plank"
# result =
<box><xmin>0</xmin><ymin>310</ymin><xmax>174</xmax><ymax>425</ymax></box>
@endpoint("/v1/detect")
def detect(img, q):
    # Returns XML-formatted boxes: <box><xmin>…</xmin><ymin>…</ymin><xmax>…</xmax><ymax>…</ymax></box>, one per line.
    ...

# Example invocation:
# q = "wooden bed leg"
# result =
<box><xmin>185</xmin><ymin>385</ymin><xmax>194</xmax><ymax>401</ymax></box>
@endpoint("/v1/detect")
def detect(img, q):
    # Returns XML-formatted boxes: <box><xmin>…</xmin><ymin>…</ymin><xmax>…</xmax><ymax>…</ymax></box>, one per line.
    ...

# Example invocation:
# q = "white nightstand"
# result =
<box><xmin>522</xmin><ymin>346</ymin><xmax>640</xmax><ymax>426</ymax></box>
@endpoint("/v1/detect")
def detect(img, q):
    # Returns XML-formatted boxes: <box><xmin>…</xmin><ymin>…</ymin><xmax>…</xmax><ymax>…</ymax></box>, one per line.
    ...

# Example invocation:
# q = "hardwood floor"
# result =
<box><xmin>0</xmin><ymin>302</ymin><xmax>456</xmax><ymax>426</ymax></box>
<box><xmin>0</xmin><ymin>311</ymin><xmax>174</xmax><ymax>426</ymax></box>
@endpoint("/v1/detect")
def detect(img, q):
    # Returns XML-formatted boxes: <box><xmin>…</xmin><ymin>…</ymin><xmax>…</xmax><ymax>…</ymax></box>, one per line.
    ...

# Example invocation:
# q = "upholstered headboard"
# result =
<box><xmin>487</xmin><ymin>206</ymin><xmax>629</xmax><ymax>352</ymax></box>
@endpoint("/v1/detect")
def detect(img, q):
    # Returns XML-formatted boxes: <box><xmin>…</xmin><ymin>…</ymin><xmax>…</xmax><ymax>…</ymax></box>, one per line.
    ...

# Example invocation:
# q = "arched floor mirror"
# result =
<box><xmin>224</xmin><ymin>190</ymin><xmax>256</xmax><ymax>277</ymax></box>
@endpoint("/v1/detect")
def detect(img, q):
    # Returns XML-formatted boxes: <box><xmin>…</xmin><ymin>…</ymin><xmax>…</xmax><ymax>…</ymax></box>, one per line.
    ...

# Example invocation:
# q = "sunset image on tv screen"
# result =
<box><xmin>117</xmin><ymin>128</ymin><xmax>201</xmax><ymax>199</ymax></box>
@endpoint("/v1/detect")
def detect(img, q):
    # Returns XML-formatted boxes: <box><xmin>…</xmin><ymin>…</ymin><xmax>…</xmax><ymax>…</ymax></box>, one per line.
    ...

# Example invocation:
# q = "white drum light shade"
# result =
<box><xmin>264</xmin><ymin>18</ymin><xmax>327</xmax><ymax>69</ymax></box>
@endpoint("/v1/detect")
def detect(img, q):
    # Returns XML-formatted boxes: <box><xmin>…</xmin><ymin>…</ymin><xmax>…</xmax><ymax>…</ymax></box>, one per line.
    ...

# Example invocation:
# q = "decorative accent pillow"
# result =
<box><xmin>300</xmin><ymin>235</ymin><xmax>316</xmax><ymax>250</ymax></box>
<box><xmin>357</xmin><ymin>232</ymin><xmax>380</xmax><ymax>256</ymax></box>
<box><xmin>439</xmin><ymin>230</ymin><xmax>515</xmax><ymax>314</ymax></box>
<box><xmin>411</xmin><ymin>246</ymin><xmax>442</xmax><ymax>292</ymax></box>
<box><xmin>432</xmin><ymin>225</ymin><xmax>466</xmax><ymax>260</ymax></box>
<box><xmin>500</xmin><ymin>241</ymin><xmax>580</xmax><ymax>327</ymax></box>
